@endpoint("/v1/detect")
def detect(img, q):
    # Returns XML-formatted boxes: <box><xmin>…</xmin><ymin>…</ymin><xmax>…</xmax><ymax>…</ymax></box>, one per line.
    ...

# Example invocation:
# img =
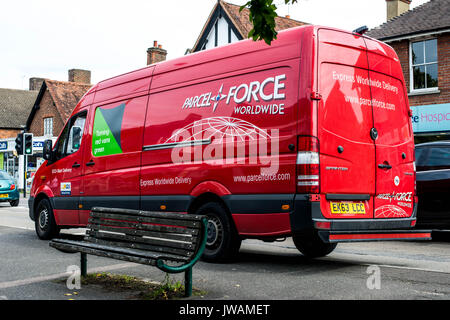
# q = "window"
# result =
<box><xmin>43</xmin><ymin>117</ymin><xmax>53</xmax><ymax>136</ymax></box>
<box><xmin>53</xmin><ymin>112</ymin><xmax>86</xmax><ymax>161</ymax></box>
<box><xmin>411</xmin><ymin>39</ymin><xmax>438</xmax><ymax>91</ymax></box>
<box><xmin>426</xmin><ymin>147</ymin><xmax>450</xmax><ymax>167</ymax></box>
<box><xmin>414</xmin><ymin>147</ymin><xmax>427</xmax><ymax>167</ymax></box>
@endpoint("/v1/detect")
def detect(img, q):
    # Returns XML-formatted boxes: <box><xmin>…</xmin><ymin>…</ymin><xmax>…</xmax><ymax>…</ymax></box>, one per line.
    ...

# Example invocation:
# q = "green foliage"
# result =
<box><xmin>81</xmin><ymin>272</ymin><xmax>196</xmax><ymax>300</ymax></box>
<box><xmin>141</xmin><ymin>274</ymin><xmax>185</xmax><ymax>300</ymax></box>
<box><xmin>240</xmin><ymin>0</ymin><xmax>298</xmax><ymax>45</ymax></box>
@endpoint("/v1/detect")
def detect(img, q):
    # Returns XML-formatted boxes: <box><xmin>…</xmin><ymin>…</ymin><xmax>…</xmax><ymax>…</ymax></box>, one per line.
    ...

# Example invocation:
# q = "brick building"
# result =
<box><xmin>367</xmin><ymin>0</ymin><xmax>450</xmax><ymax>142</ymax></box>
<box><xmin>21</xmin><ymin>69</ymin><xmax>92</xmax><ymax>189</ymax></box>
<box><xmin>26</xmin><ymin>70</ymin><xmax>92</xmax><ymax>138</ymax></box>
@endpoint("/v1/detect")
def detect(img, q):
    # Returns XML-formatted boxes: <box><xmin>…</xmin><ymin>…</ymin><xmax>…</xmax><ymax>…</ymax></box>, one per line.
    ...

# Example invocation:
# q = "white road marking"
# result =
<box><xmin>362</xmin><ymin>263</ymin><xmax>450</xmax><ymax>275</ymax></box>
<box><xmin>0</xmin><ymin>224</ymin><xmax>34</xmax><ymax>231</ymax></box>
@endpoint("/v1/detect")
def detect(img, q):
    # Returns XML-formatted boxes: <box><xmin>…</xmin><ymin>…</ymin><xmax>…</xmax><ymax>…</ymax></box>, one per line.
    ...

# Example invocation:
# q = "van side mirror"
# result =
<box><xmin>43</xmin><ymin>139</ymin><xmax>54</xmax><ymax>161</ymax></box>
<box><xmin>69</xmin><ymin>126</ymin><xmax>82</xmax><ymax>153</ymax></box>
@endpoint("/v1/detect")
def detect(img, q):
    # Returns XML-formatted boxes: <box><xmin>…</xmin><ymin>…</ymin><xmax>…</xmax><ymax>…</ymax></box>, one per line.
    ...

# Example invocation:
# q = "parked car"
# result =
<box><xmin>415</xmin><ymin>141</ymin><xmax>450</xmax><ymax>229</ymax></box>
<box><xmin>0</xmin><ymin>170</ymin><xmax>20</xmax><ymax>207</ymax></box>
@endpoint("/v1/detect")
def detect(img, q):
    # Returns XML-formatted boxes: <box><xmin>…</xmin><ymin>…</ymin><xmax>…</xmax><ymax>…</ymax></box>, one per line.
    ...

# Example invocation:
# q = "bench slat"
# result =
<box><xmin>88</xmin><ymin>219</ymin><xmax>198</xmax><ymax>239</ymax></box>
<box><xmin>50</xmin><ymin>239</ymin><xmax>189</xmax><ymax>263</ymax></box>
<box><xmin>92</xmin><ymin>207</ymin><xmax>203</xmax><ymax>221</ymax></box>
<box><xmin>90</xmin><ymin>212</ymin><xmax>200</xmax><ymax>228</ymax></box>
<box><xmin>86</xmin><ymin>229</ymin><xmax>197</xmax><ymax>252</ymax></box>
<box><xmin>89</xmin><ymin>225</ymin><xmax>197</xmax><ymax>248</ymax></box>
<box><xmin>88</xmin><ymin>218</ymin><xmax>200</xmax><ymax>236</ymax></box>
<box><xmin>84</xmin><ymin>237</ymin><xmax>194</xmax><ymax>257</ymax></box>
<box><xmin>88</xmin><ymin>222</ymin><xmax>198</xmax><ymax>243</ymax></box>
<box><xmin>85</xmin><ymin>235</ymin><xmax>194</xmax><ymax>257</ymax></box>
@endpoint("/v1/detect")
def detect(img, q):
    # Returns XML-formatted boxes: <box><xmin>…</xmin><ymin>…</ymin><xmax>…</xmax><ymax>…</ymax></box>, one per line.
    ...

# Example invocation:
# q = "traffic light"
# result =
<box><xmin>15</xmin><ymin>133</ymin><xmax>23</xmax><ymax>155</ymax></box>
<box><xmin>24</xmin><ymin>133</ymin><xmax>33</xmax><ymax>155</ymax></box>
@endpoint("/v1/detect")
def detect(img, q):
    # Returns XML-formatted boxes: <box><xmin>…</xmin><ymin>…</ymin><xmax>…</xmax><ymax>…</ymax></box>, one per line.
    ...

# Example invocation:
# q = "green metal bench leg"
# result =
<box><xmin>80</xmin><ymin>253</ymin><xmax>87</xmax><ymax>277</ymax></box>
<box><xmin>185</xmin><ymin>267</ymin><xmax>192</xmax><ymax>297</ymax></box>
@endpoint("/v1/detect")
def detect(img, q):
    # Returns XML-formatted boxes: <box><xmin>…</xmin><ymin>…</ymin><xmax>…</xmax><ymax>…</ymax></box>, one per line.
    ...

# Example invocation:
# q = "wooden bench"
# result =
<box><xmin>49</xmin><ymin>207</ymin><xmax>207</xmax><ymax>297</ymax></box>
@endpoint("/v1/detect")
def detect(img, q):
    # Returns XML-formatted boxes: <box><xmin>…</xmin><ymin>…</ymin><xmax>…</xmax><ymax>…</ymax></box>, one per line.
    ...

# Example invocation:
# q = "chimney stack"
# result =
<box><xmin>147</xmin><ymin>40</ymin><xmax>167</xmax><ymax>65</ymax></box>
<box><xmin>68</xmin><ymin>69</ymin><xmax>91</xmax><ymax>84</ymax></box>
<box><xmin>386</xmin><ymin>0</ymin><xmax>411</xmax><ymax>21</ymax></box>
<box><xmin>29</xmin><ymin>77</ymin><xmax>45</xmax><ymax>91</ymax></box>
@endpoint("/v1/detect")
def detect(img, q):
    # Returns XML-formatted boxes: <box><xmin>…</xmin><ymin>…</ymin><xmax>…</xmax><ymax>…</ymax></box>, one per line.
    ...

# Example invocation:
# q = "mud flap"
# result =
<box><xmin>318</xmin><ymin>229</ymin><xmax>432</xmax><ymax>243</ymax></box>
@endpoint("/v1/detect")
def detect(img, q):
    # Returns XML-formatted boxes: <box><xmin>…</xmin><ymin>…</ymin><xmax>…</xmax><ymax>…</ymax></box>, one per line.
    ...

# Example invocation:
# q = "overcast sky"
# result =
<box><xmin>0</xmin><ymin>0</ymin><xmax>430</xmax><ymax>90</ymax></box>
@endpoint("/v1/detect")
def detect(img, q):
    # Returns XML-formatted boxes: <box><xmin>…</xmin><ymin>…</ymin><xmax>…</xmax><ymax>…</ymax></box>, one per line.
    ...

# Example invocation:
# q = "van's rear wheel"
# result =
<box><xmin>293</xmin><ymin>231</ymin><xmax>337</xmax><ymax>258</ymax></box>
<box><xmin>35</xmin><ymin>198</ymin><xmax>60</xmax><ymax>240</ymax></box>
<box><xmin>196</xmin><ymin>202</ymin><xmax>241</xmax><ymax>263</ymax></box>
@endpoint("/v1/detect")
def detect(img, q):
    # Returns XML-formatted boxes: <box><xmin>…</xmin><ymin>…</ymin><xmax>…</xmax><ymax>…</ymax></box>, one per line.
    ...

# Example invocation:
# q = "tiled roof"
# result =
<box><xmin>221</xmin><ymin>1</ymin><xmax>308</xmax><ymax>38</ymax></box>
<box><xmin>0</xmin><ymin>88</ymin><xmax>38</xmax><ymax>128</ymax></box>
<box><xmin>367</xmin><ymin>0</ymin><xmax>450</xmax><ymax>40</ymax></box>
<box><xmin>44</xmin><ymin>79</ymin><xmax>92</xmax><ymax>123</ymax></box>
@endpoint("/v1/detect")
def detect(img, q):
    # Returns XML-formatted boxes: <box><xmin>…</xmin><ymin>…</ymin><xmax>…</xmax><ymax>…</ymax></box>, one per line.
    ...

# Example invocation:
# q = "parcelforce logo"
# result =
<box><xmin>376</xmin><ymin>192</ymin><xmax>413</xmax><ymax>202</ymax></box>
<box><xmin>181</xmin><ymin>74</ymin><xmax>286</xmax><ymax>113</ymax></box>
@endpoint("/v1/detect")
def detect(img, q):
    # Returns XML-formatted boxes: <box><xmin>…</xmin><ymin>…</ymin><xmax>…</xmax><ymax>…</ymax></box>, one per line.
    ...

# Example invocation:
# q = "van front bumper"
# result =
<box><xmin>291</xmin><ymin>194</ymin><xmax>431</xmax><ymax>242</ymax></box>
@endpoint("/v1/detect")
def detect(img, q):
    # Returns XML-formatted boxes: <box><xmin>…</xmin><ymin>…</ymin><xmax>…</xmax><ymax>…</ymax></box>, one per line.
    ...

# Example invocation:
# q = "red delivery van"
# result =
<box><xmin>29</xmin><ymin>25</ymin><xmax>431</xmax><ymax>262</ymax></box>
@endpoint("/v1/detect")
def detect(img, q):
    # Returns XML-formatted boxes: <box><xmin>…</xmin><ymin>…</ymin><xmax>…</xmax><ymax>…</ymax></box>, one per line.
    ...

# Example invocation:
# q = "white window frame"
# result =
<box><xmin>43</xmin><ymin>117</ymin><xmax>53</xmax><ymax>137</ymax></box>
<box><xmin>409</xmin><ymin>37</ymin><xmax>439</xmax><ymax>94</ymax></box>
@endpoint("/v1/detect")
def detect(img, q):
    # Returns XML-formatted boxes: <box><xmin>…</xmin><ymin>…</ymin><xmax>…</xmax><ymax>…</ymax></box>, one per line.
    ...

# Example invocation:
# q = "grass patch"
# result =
<box><xmin>81</xmin><ymin>273</ymin><xmax>205</xmax><ymax>300</ymax></box>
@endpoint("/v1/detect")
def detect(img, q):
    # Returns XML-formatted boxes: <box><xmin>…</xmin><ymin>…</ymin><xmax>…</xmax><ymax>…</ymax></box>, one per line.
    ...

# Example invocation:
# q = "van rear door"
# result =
<box><xmin>317</xmin><ymin>28</ymin><xmax>375</xmax><ymax>219</ymax></box>
<box><xmin>365</xmin><ymin>39</ymin><xmax>415</xmax><ymax>219</ymax></box>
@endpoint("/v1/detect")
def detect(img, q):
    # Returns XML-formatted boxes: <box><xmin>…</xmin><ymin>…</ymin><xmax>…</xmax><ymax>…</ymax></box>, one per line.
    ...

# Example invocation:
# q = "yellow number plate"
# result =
<box><xmin>0</xmin><ymin>194</ymin><xmax>8</xmax><ymax>198</ymax></box>
<box><xmin>330</xmin><ymin>201</ymin><xmax>366</xmax><ymax>214</ymax></box>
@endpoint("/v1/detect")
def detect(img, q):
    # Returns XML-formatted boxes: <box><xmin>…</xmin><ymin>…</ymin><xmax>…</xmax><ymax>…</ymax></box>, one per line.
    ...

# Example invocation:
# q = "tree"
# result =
<box><xmin>240</xmin><ymin>0</ymin><xmax>298</xmax><ymax>45</ymax></box>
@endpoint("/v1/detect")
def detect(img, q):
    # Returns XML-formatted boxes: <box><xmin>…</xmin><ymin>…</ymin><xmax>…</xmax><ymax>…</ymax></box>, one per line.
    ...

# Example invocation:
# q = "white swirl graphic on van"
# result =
<box><xmin>164</xmin><ymin>117</ymin><xmax>279</xmax><ymax>176</ymax></box>
<box><xmin>165</xmin><ymin>116</ymin><xmax>272</xmax><ymax>143</ymax></box>
<box><xmin>375</xmin><ymin>205</ymin><xmax>408</xmax><ymax>218</ymax></box>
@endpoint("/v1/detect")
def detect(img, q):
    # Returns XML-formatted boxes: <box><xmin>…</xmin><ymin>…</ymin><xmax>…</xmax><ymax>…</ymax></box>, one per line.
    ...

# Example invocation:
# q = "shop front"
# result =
<box><xmin>411</xmin><ymin>103</ymin><xmax>450</xmax><ymax>144</ymax></box>
<box><xmin>0</xmin><ymin>136</ymin><xmax>48</xmax><ymax>192</ymax></box>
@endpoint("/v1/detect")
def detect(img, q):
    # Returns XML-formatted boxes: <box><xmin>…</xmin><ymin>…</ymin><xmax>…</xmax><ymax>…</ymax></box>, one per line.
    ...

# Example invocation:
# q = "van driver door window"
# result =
<box><xmin>48</xmin><ymin>111</ymin><xmax>87</xmax><ymax>226</ymax></box>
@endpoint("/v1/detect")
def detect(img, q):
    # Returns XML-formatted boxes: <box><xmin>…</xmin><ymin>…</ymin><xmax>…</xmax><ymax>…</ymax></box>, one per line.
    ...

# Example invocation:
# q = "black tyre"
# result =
<box><xmin>35</xmin><ymin>198</ymin><xmax>60</xmax><ymax>240</ymax></box>
<box><xmin>196</xmin><ymin>202</ymin><xmax>241</xmax><ymax>263</ymax></box>
<box><xmin>9</xmin><ymin>199</ymin><xmax>19</xmax><ymax>207</ymax></box>
<box><xmin>293</xmin><ymin>231</ymin><xmax>337</xmax><ymax>258</ymax></box>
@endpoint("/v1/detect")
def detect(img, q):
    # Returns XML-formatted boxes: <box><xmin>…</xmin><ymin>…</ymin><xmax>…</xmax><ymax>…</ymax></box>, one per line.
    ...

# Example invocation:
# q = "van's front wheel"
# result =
<box><xmin>196</xmin><ymin>202</ymin><xmax>241</xmax><ymax>263</ymax></box>
<box><xmin>35</xmin><ymin>198</ymin><xmax>60</xmax><ymax>240</ymax></box>
<box><xmin>293</xmin><ymin>231</ymin><xmax>337</xmax><ymax>258</ymax></box>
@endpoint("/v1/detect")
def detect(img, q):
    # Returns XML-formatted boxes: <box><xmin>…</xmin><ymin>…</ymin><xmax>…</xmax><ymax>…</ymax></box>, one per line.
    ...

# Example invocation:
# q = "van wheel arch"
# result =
<box><xmin>188</xmin><ymin>193</ymin><xmax>242</xmax><ymax>262</ymax></box>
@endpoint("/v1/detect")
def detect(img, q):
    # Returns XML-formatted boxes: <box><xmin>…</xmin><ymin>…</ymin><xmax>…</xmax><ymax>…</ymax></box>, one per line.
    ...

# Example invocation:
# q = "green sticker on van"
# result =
<box><xmin>92</xmin><ymin>104</ymin><xmax>125</xmax><ymax>157</ymax></box>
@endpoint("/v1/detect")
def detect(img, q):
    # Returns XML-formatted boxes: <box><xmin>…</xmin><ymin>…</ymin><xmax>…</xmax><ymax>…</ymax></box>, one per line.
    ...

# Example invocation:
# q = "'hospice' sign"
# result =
<box><xmin>411</xmin><ymin>103</ymin><xmax>450</xmax><ymax>134</ymax></box>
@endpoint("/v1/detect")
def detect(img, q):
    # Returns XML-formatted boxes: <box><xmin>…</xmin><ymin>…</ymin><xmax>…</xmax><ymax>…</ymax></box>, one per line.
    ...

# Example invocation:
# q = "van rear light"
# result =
<box><xmin>297</xmin><ymin>136</ymin><xmax>320</xmax><ymax>194</ymax></box>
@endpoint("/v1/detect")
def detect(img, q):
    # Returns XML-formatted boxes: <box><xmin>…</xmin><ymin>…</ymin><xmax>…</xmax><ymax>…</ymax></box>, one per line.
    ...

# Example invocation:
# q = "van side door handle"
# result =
<box><xmin>378</xmin><ymin>163</ymin><xmax>392</xmax><ymax>170</ymax></box>
<box><xmin>86</xmin><ymin>160</ymin><xmax>95</xmax><ymax>166</ymax></box>
<box><xmin>72</xmin><ymin>162</ymin><xmax>81</xmax><ymax>168</ymax></box>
